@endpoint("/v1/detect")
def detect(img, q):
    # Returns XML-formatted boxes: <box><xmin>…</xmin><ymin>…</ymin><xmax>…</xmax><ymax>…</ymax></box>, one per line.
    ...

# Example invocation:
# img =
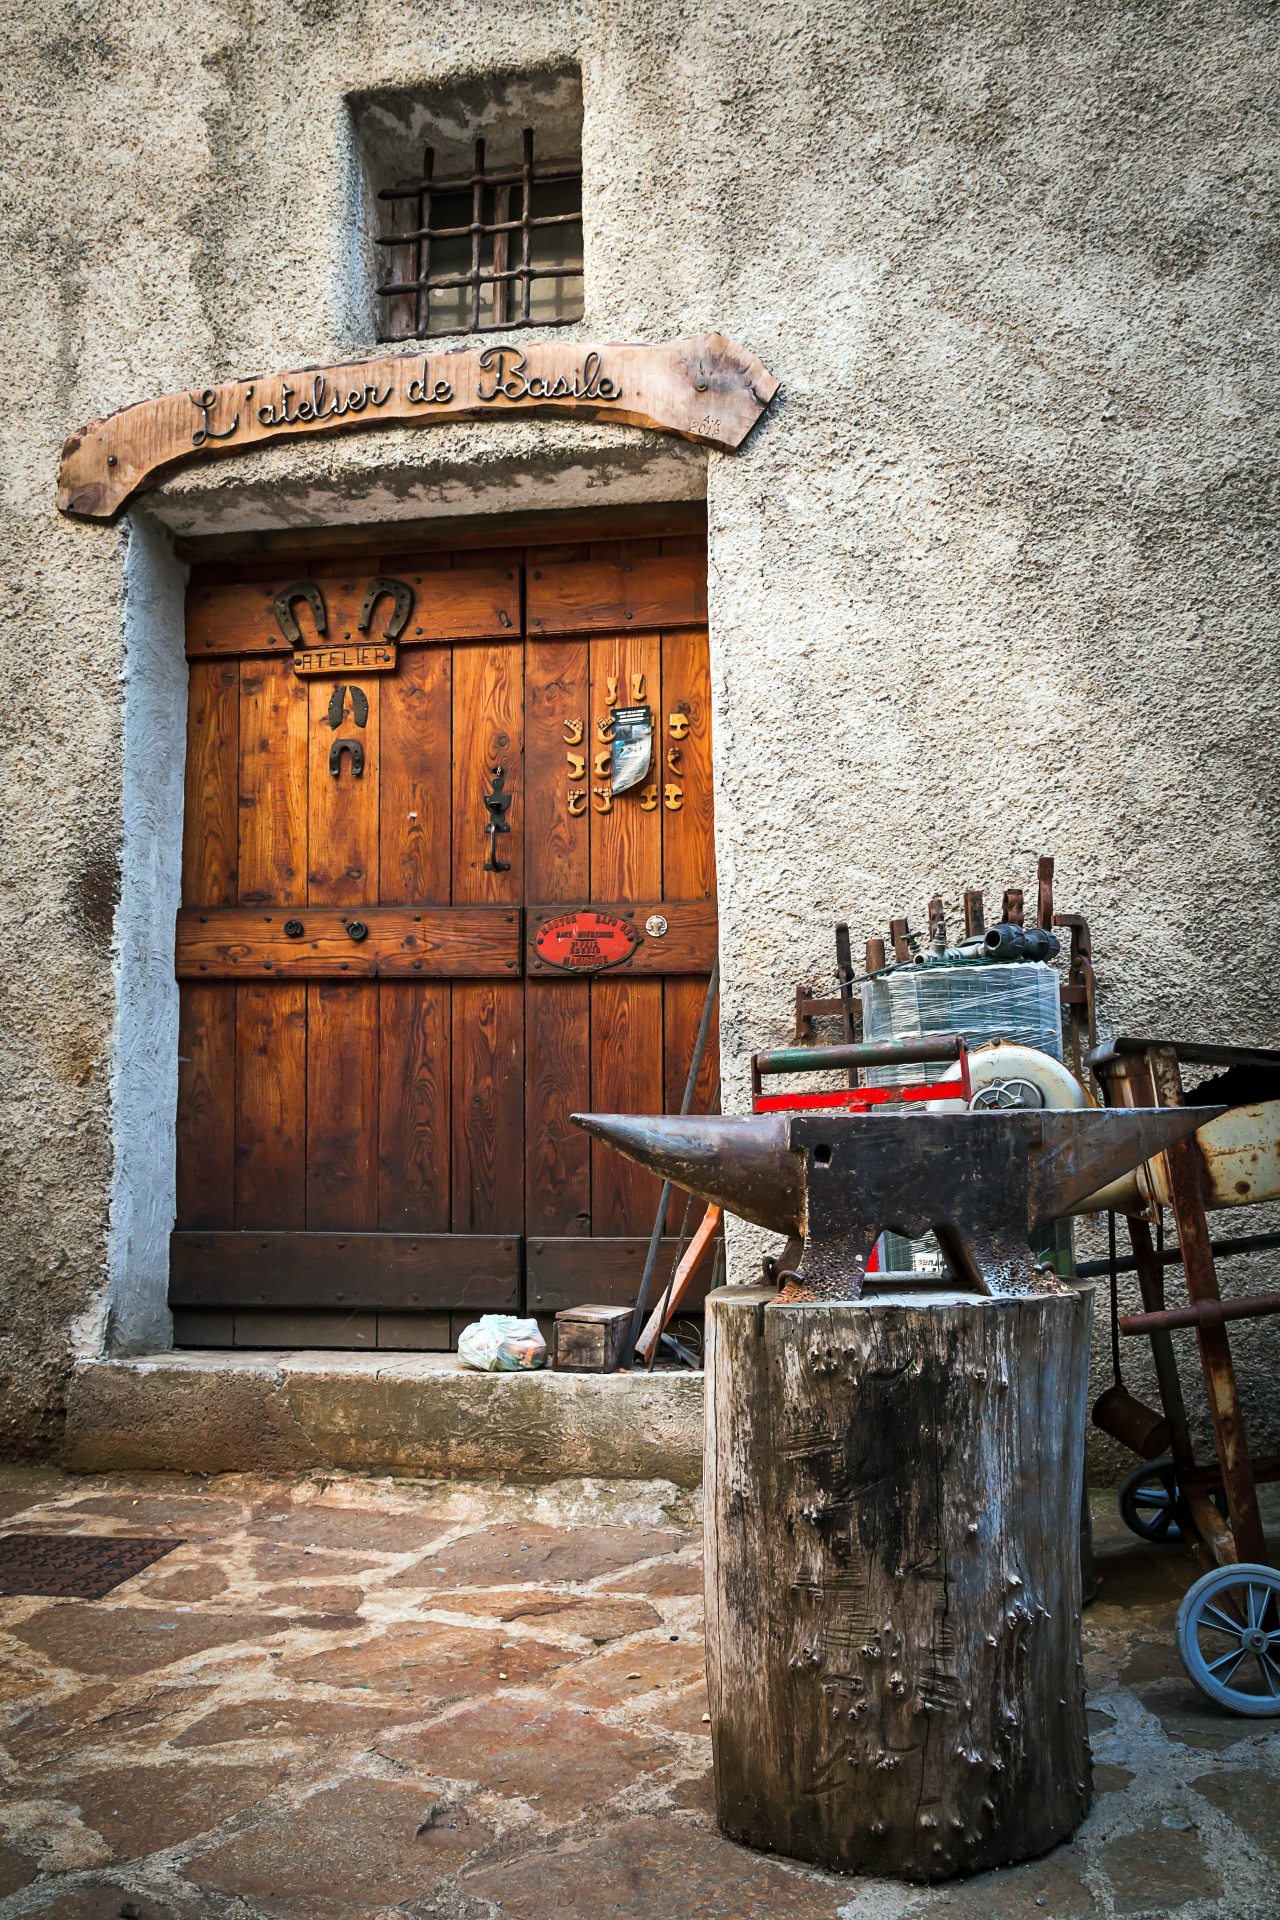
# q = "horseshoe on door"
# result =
<box><xmin>357</xmin><ymin>576</ymin><xmax>415</xmax><ymax>641</ymax></box>
<box><xmin>273</xmin><ymin>579</ymin><xmax>327</xmax><ymax>647</ymax></box>
<box><xmin>329</xmin><ymin>738</ymin><xmax>365</xmax><ymax>779</ymax></box>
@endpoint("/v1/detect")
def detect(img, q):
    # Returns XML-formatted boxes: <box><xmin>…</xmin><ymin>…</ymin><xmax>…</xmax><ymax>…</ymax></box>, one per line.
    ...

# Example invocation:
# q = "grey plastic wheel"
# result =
<box><xmin>1118</xmin><ymin>1459</ymin><xmax>1187</xmax><ymax>1542</ymax></box>
<box><xmin>1176</xmin><ymin>1562</ymin><xmax>1280</xmax><ymax>1716</ymax></box>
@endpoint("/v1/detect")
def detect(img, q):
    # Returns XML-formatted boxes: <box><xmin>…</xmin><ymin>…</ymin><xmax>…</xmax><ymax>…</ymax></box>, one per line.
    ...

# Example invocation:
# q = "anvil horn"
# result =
<box><xmin>1028</xmin><ymin>1106</ymin><xmax>1220</xmax><ymax>1227</ymax></box>
<box><xmin>571</xmin><ymin>1112</ymin><xmax>803</xmax><ymax>1235</ymax></box>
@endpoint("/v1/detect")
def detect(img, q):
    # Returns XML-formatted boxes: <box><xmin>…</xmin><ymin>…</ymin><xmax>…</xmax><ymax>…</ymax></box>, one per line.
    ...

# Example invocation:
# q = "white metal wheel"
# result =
<box><xmin>1175</xmin><ymin>1562</ymin><xmax>1280</xmax><ymax>1716</ymax></box>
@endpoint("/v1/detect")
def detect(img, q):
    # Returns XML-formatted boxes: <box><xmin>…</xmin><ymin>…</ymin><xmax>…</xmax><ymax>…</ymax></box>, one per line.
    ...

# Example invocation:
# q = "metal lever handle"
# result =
<box><xmin>751</xmin><ymin>1034</ymin><xmax>968</xmax><ymax>1100</ymax></box>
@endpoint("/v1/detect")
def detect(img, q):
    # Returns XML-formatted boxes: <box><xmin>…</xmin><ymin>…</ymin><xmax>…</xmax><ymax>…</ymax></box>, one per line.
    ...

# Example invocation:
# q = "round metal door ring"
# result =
<box><xmin>645</xmin><ymin>914</ymin><xmax>668</xmax><ymax>938</ymax></box>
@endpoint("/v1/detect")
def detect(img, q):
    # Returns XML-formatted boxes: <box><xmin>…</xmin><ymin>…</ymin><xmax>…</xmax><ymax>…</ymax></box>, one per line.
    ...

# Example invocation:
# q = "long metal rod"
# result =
<box><xmin>1075</xmin><ymin>1230</ymin><xmax>1280</xmax><ymax>1280</ymax></box>
<box><xmin>626</xmin><ymin>961</ymin><xmax>720</xmax><ymax>1367</ymax></box>
<box><xmin>1121</xmin><ymin>1290</ymin><xmax>1280</xmax><ymax>1336</ymax></box>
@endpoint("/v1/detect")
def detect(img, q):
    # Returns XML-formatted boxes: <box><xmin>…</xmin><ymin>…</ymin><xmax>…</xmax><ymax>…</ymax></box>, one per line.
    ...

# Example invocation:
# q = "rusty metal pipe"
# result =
<box><xmin>1119</xmin><ymin>1291</ymin><xmax>1280</xmax><ymax>1336</ymax></box>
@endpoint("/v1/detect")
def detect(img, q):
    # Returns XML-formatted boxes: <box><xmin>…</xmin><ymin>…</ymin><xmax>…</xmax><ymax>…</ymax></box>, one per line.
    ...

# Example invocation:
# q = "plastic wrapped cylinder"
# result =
<box><xmin>861</xmin><ymin>962</ymin><xmax>1065</xmax><ymax>1082</ymax></box>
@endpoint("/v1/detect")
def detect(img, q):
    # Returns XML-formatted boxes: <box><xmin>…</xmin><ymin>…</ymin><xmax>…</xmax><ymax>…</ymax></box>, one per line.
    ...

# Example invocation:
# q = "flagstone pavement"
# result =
<box><xmin>0</xmin><ymin>1466</ymin><xmax>1275</xmax><ymax>1919</ymax></box>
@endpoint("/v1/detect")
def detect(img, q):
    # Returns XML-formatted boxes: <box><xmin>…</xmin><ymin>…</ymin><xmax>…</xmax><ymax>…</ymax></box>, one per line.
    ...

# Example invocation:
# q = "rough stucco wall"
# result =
<box><xmin>1</xmin><ymin>0</ymin><xmax>1277</xmax><ymax>1459</ymax></box>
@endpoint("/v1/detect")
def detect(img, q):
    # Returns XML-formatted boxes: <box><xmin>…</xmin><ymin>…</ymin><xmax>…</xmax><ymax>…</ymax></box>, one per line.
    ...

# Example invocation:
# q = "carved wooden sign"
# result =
<box><xmin>56</xmin><ymin>333</ymin><xmax>780</xmax><ymax>522</ymax></box>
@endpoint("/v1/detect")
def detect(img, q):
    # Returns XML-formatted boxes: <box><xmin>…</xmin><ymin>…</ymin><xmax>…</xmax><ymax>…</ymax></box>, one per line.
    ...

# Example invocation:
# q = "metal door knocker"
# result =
<box><xmin>283</xmin><ymin>919</ymin><xmax>305</xmax><ymax>938</ymax></box>
<box><xmin>273</xmin><ymin>579</ymin><xmax>327</xmax><ymax>647</ymax></box>
<box><xmin>357</xmin><ymin>576</ymin><xmax>414</xmax><ymax>641</ymax></box>
<box><xmin>329</xmin><ymin>739</ymin><xmax>365</xmax><ymax>779</ymax></box>
<box><xmin>482</xmin><ymin>765</ymin><xmax>513</xmax><ymax>871</ymax></box>
<box><xmin>344</xmin><ymin>919</ymin><xmax>369</xmax><ymax>943</ymax></box>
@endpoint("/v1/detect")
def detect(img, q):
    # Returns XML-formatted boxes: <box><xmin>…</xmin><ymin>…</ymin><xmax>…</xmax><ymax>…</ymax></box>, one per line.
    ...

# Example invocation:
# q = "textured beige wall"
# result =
<box><xmin>1</xmin><ymin>0</ymin><xmax>1277</xmax><ymax>1461</ymax></box>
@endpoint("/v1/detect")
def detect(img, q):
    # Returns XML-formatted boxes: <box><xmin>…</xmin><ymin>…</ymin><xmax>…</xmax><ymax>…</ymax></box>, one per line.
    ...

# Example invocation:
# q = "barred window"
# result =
<box><xmin>377</xmin><ymin>128</ymin><xmax>584</xmax><ymax>342</ymax></box>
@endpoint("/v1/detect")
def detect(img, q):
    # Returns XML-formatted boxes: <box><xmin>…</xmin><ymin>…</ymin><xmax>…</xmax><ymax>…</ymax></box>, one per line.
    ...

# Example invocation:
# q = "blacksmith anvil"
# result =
<box><xmin>572</xmin><ymin>1105</ymin><xmax>1218</xmax><ymax>1301</ymax></box>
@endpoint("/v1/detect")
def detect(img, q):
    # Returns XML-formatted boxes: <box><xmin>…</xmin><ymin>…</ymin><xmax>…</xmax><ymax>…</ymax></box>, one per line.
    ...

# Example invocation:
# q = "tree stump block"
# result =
<box><xmin>704</xmin><ymin>1284</ymin><xmax>1094</xmax><ymax>1882</ymax></box>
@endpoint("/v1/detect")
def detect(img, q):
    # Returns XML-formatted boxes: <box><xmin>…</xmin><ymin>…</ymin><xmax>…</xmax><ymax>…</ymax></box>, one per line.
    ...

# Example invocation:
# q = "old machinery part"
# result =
<box><xmin>273</xmin><ymin>579</ymin><xmax>327</xmax><ymax>647</ymax></box>
<box><xmin>572</xmin><ymin>1105</ymin><xmax>1216</xmax><ymax>1305</ymax></box>
<box><xmin>1091</xmin><ymin>1382</ymin><xmax>1172</xmax><ymax>1460</ymax></box>
<box><xmin>970</xmin><ymin>1077</ymin><xmax>1045</xmax><ymax>1110</ymax></box>
<box><xmin>933</xmin><ymin>1041</ymin><xmax>1092</xmax><ymax>1116</ymax></box>
<box><xmin>751</xmin><ymin>1035</ymin><xmax>971</xmax><ymax>1113</ymax></box>
<box><xmin>357</xmin><ymin>575</ymin><xmax>414</xmax><ymax>641</ymax></box>
<box><xmin>328</xmin><ymin>738</ymin><xmax>364</xmax><ymax>779</ymax></box>
<box><xmin>1118</xmin><ymin>1459</ymin><xmax>1191</xmax><ymax>1543</ymax></box>
<box><xmin>1176</xmin><ymin>1563</ymin><xmax>1280</xmax><ymax>1716</ymax></box>
<box><xmin>1072</xmin><ymin>1099</ymin><xmax>1280</xmax><ymax>1218</ymax></box>
<box><xmin>983</xmin><ymin>923</ymin><xmax>1062</xmax><ymax>962</ymax></box>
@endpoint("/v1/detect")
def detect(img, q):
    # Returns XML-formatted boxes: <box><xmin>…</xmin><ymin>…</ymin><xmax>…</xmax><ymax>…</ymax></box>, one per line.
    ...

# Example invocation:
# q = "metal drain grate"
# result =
<box><xmin>0</xmin><ymin>1532</ymin><xmax>182</xmax><ymax>1599</ymax></box>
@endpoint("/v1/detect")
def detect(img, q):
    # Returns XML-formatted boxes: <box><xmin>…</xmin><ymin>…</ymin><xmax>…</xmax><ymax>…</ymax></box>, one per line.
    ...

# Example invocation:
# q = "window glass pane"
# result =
<box><xmin>425</xmin><ymin>190</ymin><xmax>473</xmax><ymax>335</ymax></box>
<box><xmin>527</xmin><ymin>175</ymin><xmax>583</xmax><ymax>324</ymax></box>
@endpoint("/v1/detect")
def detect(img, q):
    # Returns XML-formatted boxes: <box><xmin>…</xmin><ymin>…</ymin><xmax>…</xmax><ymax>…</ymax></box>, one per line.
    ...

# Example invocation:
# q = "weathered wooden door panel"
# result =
<box><xmin>173</xmin><ymin>529</ymin><xmax>717</xmax><ymax>1346</ymax></box>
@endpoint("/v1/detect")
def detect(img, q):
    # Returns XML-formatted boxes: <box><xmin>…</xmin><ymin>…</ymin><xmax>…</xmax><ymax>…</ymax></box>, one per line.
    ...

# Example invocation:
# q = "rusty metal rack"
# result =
<box><xmin>1089</xmin><ymin>1035</ymin><xmax>1280</xmax><ymax>1714</ymax></box>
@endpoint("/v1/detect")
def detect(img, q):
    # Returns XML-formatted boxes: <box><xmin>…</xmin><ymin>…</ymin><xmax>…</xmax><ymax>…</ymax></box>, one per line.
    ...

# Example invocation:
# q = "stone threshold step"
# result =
<box><xmin>62</xmin><ymin>1353</ymin><xmax>704</xmax><ymax>1485</ymax></box>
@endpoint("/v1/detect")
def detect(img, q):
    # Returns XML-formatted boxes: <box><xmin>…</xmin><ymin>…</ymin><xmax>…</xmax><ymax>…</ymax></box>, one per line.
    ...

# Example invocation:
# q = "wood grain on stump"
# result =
<box><xmin>704</xmin><ymin>1285</ymin><xmax>1093</xmax><ymax>1881</ymax></box>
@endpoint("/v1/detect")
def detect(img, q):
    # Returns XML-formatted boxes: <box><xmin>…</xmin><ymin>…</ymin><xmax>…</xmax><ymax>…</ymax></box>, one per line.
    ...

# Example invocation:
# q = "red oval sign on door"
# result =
<box><xmin>534</xmin><ymin>910</ymin><xmax>640</xmax><ymax>973</ymax></box>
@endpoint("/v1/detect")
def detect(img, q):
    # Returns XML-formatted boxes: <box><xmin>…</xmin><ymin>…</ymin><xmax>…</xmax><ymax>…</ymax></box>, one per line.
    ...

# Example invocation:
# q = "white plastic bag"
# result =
<box><xmin>456</xmin><ymin>1314</ymin><xmax>547</xmax><ymax>1372</ymax></box>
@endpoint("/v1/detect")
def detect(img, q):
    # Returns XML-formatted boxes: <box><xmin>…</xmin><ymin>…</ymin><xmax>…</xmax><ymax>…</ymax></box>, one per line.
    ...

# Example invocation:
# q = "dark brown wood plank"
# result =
<box><xmin>177</xmin><ymin>501</ymin><xmax>705</xmax><ymax>568</ymax></box>
<box><xmin>452</xmin><ymin>642</ymin><xmax>524</xmax><ymax>905</ymax></box>
<box><xmin>664</xmin><ymin>973</ymin><xmax>721</xmax><ymax>1118</ymax></box>
<box><xmin>526</xmin><ymin>900</ymin><xmax>716</xmax><ymax>977</ymax></box>
<box><xmin>380</xmin><ymin>644</ymin><xmax>452</xmax><ymax>904</ymax></box>
<box><xmin>451</xmin><ymin>981</ymin><xmax>523</xmax><ymax>1233</ymax></box>
<box><xmin>590</xmin><ymin>632</ymin><xmax>662</xmax><ymax>900</ymax></box>
<box><xmin>660</xmin><ymin>627</ymin><xmax>715</xmax><ymax>902</ymax></box>
<box><xmin>169</xmin><ymin>1231</ymin><xmax>521</xmax><ymax>1310</ymax></box>
<box><xmin>524</xmin><ymin>637</ymin><xmax>589</xmax><ymax>900</ymax></box>
<box><xmin>238</xmin><ymin>656</ymin><xmax>308</xmax><ymax>906</ymax></box>
<box><xmin>307</xmin><ymin>673</ymin><xmax>379</xmax><ymax>905</ymax></box>
<box><xmin>175</xmin><ymin>985</ymin><xmax>235</xmax><ymax>1229</ymax></box>
<box><xmin>526</xmin><ymin>1235</ymin><xmax>718</xmax><ymax>1313</ymax></box>
<box><xmin>379</xmin><ymin>981</ymin><xmax>451</xmax><ymax>1230</ymax></box>
<box><xmin>234</xmin><ymin>983</ymin><xmax>306</xmax><ymax>1228</ymax></box>
<box><xmin>306</xmin><ymin>981</ymin><xmax>379</xmax><ymax>1231</ymax></box>
<box><xmin>182</xmin><ymin>659</ymin><xmax>239</xmax><ymax>906</ymax></box>
<box><xmin>186</xmin><ymin>566</ymin><xmax>520</xmax><ymax>658</ymax></box>
<box><xmin>527</xmin><ymin>549</ymin><xmax>706</xmax><ymax>636</ymax></box>
<box><xmin>176</xmin><ymin>906</ymin><xmax>522</xmax><ymax>978</ymax></box>
<box><xmin>589</xmin><ymin>976</ymin><xmax>665</xmax><ymax>1233</ymax></box>
<box><xmin>524</xmin><ymin>981</ymin><xmax>591</xmax><ymax>1237</ymax></box>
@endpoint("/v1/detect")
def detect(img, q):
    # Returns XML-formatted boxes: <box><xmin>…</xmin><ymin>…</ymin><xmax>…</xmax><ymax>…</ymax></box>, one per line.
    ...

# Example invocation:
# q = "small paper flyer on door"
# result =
<box><xmin>610</xmin><ymin>705</ymin><xmax>653</xmax><ymax>794</ymax></box>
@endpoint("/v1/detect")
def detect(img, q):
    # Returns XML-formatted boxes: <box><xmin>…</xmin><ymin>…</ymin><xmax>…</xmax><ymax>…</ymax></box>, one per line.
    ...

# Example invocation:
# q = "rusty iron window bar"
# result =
<box><xmin>376</xmin><ymin>128</ymin><xmax>583</xmax><ymax>341</ymax></box>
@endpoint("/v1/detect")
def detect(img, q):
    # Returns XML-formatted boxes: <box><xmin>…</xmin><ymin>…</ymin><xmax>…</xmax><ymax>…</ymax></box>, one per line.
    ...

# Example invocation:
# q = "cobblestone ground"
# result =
<box><xmin>0</xmin><ymin>1468</ymin><xmax>1275</xmax><ymax>1919</ymax></box>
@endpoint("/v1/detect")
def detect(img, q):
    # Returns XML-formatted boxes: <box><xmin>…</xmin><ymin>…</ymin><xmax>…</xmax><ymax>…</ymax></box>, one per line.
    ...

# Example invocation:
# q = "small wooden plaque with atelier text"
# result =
<box><xmin>552</xmin><ymin>1304</ymin><xmax>634</xmax><ymax>1372</ymax></box>
<box><xmin>292</xmin><ymin>641</ymin><xmax>397</xmax><ymax>678</ymax></box>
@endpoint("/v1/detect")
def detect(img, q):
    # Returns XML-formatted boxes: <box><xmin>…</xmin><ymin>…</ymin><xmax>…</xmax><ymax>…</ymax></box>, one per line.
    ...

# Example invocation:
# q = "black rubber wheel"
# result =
<box><xmin>1118</xmin><ymin>1459</ymin><xmax>1188</xmax><ymax>1543</ymax></box>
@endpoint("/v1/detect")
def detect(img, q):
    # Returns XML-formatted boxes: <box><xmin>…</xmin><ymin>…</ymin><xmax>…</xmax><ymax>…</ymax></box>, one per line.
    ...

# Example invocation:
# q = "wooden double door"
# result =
<box><xmin>172</xmin><ymin>529</ymin><xmax>719</xmax><ymax>1348</ymax></box>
